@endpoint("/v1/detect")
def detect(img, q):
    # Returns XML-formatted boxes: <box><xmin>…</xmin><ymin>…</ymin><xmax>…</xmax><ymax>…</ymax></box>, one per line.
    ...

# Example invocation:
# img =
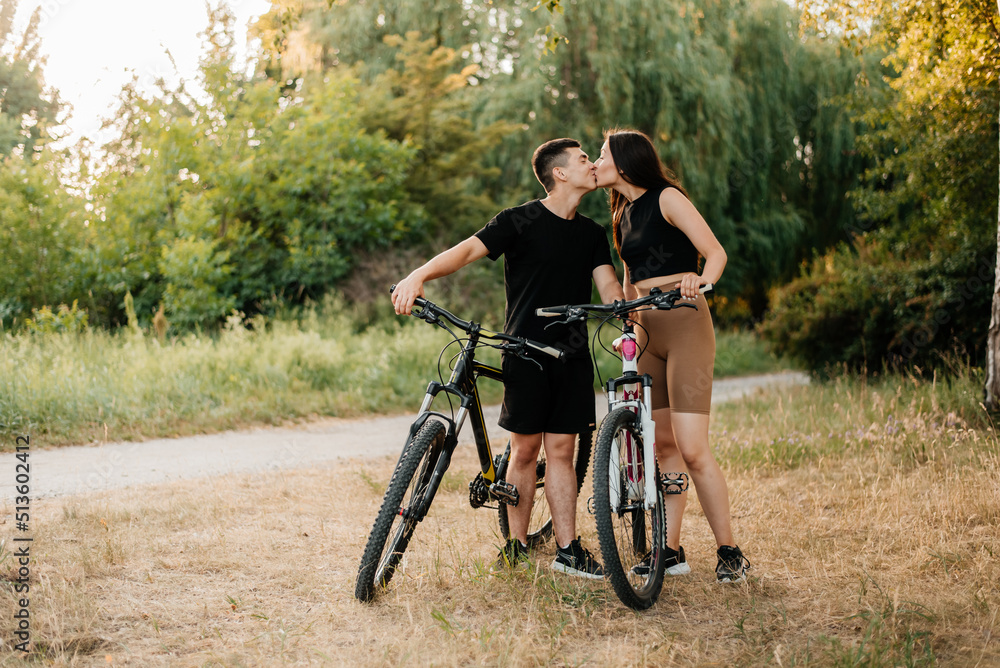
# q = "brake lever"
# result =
<box><xmin>502</xmin><ymin>342</ymin><xmax>543</xmax><ymax>370</ymax></box>
<box><xmin>654</xmin><ymin>294</ymin><xmax>698</xmax><ymax>311</ymax></box>
<box><xmin>541</xmin><ymin>309</ymin><xmax>586</xmax><ymax>329</ymax></box>
<box><xmin>412</xmin><ymin>304</ymin><xmax>440</xmax><ymax>325</ymax></box>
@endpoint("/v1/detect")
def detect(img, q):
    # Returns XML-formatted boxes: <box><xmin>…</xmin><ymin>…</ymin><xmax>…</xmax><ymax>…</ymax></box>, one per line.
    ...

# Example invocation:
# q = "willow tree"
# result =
<box><xmin>252</xmin><ymin>0</ymin><xmax>539</xmax><ymax>79</ymax></box>
<box><xmin>473</xmin><ymin>0</ymin><xmax>868</xmax><ymax>316</ymax></box>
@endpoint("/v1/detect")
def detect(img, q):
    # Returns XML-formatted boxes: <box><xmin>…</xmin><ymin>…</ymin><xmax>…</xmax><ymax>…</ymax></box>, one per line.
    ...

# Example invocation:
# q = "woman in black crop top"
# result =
<box><xmin>594</xmin><ymin>128</ymin><xmax>750</xmax><ymax>583</ymax></box>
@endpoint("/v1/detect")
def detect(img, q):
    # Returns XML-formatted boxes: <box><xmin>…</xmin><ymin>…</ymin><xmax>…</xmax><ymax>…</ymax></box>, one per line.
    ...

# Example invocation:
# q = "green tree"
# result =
<box><xmin>0</xmin><ymin>0</ymin><xmax>58</xmax><ymax>156</ymax></box>
<box><xmin>473</xmin><ymin>0</ymin><xmax>868</xmax><ymax>317</ymax></box>
<box><xmin>260</xmin><ymin>0</ymin><xmax>868</xmax><ymax>321</ymax></box>
<box><xmin>762</xmin><ymin>0</ymin><xmax>999</xmax><ymax>373</ymax></box>
<box><xmin>0</xmin><ymin>0</ymin><xmax>82</xmax><ymax>328</ymax></box>
<box><xmin>0</xmin><ymin>152</ymin><xmax>85</xmax><ymax>326</ymax></box>
<box><xmin>86</xmin><ymin>5</ymin><xmax>425</xmax><ymax>329</ymax></box>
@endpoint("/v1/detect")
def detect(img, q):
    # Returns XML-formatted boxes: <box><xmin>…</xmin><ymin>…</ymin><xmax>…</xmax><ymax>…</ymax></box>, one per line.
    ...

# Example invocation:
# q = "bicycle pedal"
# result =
<box><xmin>660</xmin><ymin>472</ymin><xmax>689</xmax><ymax>494</ymax></box>
<box><xmin>489</xmin><ymin>481</ymin><xmax>519</xmax><ymax>507</ymax></box>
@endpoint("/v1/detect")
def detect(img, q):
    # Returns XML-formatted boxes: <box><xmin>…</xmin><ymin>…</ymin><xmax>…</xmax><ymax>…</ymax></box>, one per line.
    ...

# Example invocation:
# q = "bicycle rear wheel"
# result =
<box><xmin>355</xmin><ymin>420</ymin><xmax>446</xmax><ymax>602</ymax></box>
<box><xmin>593</xmin><ymin>407</ymin><xmax>667</xmax><ymax>610</ymax></box>
<box><xmin>497</xmin><ymin>429</ymin><xmax>592</xmax><ymax>548</ymax></box>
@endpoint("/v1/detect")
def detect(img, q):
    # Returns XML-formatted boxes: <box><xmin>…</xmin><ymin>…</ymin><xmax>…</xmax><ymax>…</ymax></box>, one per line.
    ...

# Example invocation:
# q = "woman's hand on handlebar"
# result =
<box><xmin>678</xmin><ymin>273</ymin><xmax>706</xmax><ymax>300</ymax></box>
<box><xmin>391</xmin><ymin>274</ymin><xmax>425</xmax><ymax>316</ymax></box>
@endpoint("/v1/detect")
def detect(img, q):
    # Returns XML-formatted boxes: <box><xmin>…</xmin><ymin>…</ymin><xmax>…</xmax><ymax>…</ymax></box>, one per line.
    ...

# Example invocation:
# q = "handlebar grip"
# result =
<box><xmin>700</xmin><ymin>283</ymin><xmax>714</xmax><ymax>294</ymax></box>
<box><xmin>389</xmin><ymin>283</ymin><xmax>428</xmax><ymax>310</ymax></box>
<box><xmin>535</xmin><ymin>306</ymin><xmax>566</xmax><ymax>317</ymax></box>
<box><xmin>525</xmin><ymin>341</ymin><xmax>563</xmax><ymax>359</ymax></box>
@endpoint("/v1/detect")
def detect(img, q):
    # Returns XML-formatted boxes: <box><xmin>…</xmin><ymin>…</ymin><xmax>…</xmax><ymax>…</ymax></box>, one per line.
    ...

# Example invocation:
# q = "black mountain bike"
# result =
<box><xmin>355</xmin><ymin>290</ymin><xmax>592</xmax><ymax>602</ymax></box>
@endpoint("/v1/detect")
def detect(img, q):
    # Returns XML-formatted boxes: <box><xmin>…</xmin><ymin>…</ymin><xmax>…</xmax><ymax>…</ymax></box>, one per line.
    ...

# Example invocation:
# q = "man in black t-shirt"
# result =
<box><xmin>392</xmin><ymin>138</ymin><xmax>623</xmax><ymax>579</ymax></box>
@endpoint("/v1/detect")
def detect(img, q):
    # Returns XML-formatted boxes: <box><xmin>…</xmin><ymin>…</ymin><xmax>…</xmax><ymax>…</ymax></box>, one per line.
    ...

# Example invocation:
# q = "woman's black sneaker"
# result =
<box><xmin>552</xmin><ymin>537</ymin><xmax>605</xmax><ymax>579</ymax></box>
<box><xmin>716</xmin><ymin>545</ymin><xmax>750</xmax><ymax>583</ymax></box>
<box><xmin>629</xmin><ymin>545</ymin><xmax>691</xmax><ymax>577</ymax></box>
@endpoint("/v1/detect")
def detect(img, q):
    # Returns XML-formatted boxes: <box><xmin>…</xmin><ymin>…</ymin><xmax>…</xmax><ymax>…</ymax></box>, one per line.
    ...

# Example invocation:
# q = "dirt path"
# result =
<box><xmin>2</xmin><ymin>371</ymin><xmax>808</xmax><ymax>499</ymax></box>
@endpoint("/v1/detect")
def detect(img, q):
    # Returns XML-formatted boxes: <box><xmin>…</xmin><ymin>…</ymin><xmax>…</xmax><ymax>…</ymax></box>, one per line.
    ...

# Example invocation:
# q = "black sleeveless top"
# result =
<box><xmin>619</xmin><ymin>186</ymin><xmax>698</xmax><ymax>283</ymax></box>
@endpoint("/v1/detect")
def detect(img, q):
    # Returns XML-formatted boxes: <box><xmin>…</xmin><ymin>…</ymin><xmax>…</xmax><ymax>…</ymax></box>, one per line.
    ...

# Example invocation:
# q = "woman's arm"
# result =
<box><xmin>660</xmin><ymin>188</ymin><xmax>727</xmax><ymax>299</ymax></box>
<box><xmin>622</xmin><ymin>264</ymin><xmax>640</xmax><ymax>301</ymax></box>
<box><xmin>593</xmin><ymin>264</ymin><xmax>626</xmax><ymax>304</ymax></box>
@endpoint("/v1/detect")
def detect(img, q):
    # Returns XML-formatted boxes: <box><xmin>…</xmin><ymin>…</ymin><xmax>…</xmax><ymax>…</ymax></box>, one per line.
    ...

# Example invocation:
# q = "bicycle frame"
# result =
<box><xmin>605</xmin><ymin>326</ymin><xmax>659</xmax><ymax>512</ymax></box>
<box><xmin>536</xmin><ymin>284</ymin><xmax>712</xmax><ymax>514</ymax></box>
<box><xmin>406</xmin><ymin>330</ymin><xmax>504</xmax><ymax>522</ymax></box>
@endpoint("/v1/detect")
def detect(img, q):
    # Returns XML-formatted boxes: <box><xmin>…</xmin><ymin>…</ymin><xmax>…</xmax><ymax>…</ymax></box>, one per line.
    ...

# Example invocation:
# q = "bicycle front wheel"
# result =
<box><xmin>497</xmin><ymin>429</ymin><xmax>592</xmax><ymax>548</ymax></box>
<box><xmin>593</xmin><ymin>407</ymin><xmax>667</xmax><ymax>610</ymax></box>
<box><xmin>355</xmin><ymin>420</ymin><xmax>446</xmax><ymax>602</ymax></box>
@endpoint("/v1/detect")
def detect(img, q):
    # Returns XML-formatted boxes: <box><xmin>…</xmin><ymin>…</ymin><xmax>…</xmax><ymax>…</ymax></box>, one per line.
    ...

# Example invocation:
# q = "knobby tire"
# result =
<box><xmin>593</xmin><ymin>407</ymin><xmax>667</xmax><ymax>610</ymax></box>
<box><xmin>355</xmin><ymin>420</ymin><xmax>447</xmax><ymax>602</ymax></box>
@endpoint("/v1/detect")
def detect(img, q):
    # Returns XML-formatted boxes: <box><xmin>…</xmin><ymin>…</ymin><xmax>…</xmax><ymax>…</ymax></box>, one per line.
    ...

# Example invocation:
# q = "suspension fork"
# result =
<box><xmin>410</xmin><ymin>339</ymin><xmax>482</xmax><ymax>521</ymax></box>
<box><xmin>608</xmin><ymin>327</ymin><xmax>657</xmax><ymax>510</ymax></box>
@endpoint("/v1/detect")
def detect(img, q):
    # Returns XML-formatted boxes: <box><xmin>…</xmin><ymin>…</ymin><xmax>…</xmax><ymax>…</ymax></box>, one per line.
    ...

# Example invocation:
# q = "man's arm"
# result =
<box><xmin>593</xmin><ymin>264</ymin><xmax>625</xmax><ymax>304</ymax></box>
<box><xmin>391</xmin><ymin>236</ymin><xmax>490</xmax><ymax>315</ymax></box>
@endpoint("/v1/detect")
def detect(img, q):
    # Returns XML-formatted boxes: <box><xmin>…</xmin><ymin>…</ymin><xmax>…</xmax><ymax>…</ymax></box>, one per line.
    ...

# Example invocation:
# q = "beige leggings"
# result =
<box><xmin>634</xmin><ymin>292</ymin><xmax>715</xmax><ymax>414</ymax></box>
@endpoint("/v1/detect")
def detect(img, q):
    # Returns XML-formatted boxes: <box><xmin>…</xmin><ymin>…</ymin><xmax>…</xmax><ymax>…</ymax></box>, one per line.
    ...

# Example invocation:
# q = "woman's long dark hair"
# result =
<box><xmin>605</xmin><ymin>128</ymin><xmax>688</xmax><ymax>254</ymax></box>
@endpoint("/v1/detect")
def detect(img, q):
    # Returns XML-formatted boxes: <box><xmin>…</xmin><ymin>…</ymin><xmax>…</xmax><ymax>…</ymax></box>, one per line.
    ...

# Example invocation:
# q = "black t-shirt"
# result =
<box><xmin>474</xmin><ymin>200</ymin><xmax>614</xmax><ymax>358</ymax></box>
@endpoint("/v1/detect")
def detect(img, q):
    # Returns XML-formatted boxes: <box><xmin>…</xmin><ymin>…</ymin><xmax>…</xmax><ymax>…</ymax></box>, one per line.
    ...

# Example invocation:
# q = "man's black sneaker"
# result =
<box><xmin>552</xmin><ymin>537</ymin><xmax>605</xmax><ymax>580</ymax></box>
<box><xmin>491</xmin><ymin>538</ymin><xmax>529</xmax><ymax>573</ymax></box>
<box><xmin>716</xmin><ymin>545</ymin><xmax>750</xmax><ymax>583</ymax></box>
<box><xmin>630</xmin><ymin>545</ymin><xmax>691</xmax><ymax>577</ymax></box>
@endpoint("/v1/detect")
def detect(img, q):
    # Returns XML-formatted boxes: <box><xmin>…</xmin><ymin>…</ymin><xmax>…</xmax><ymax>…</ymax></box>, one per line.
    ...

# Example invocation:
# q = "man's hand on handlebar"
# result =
<box><xmin>390</xmin><ymin>275</ymin><xmax>425</xmax><ymax>316</ymax></box>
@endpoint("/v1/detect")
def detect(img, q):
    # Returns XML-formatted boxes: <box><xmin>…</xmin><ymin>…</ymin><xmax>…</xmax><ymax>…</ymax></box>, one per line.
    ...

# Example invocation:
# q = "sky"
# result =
<box><xmin>23</xmin><ymin>0</ymin><xmax>273</xmax><ymax>148</ymax></box>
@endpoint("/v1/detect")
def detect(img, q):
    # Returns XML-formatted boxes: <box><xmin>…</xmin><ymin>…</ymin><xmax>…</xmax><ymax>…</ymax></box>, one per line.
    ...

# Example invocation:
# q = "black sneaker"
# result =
<box><xmin>491</xmin><ymin>538</ymin><xmax>530</xmax><ymax>573</ymax></box>
<box><xmin>552</xmin><ymin>537</ymin><xmax>605</xmax><ymax>580</ymax></box>
<box><xmin>716</xmin><ymin>545</ymin><xmax>750</xmax><ymax>583</ymax></box>
<box><xmin>630</xmin><ymin>545</ymin><xmax>691</xmax><ymax>577</ymax></box>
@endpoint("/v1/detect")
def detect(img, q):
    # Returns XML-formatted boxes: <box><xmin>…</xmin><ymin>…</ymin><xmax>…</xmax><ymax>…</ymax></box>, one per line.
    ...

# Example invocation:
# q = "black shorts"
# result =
<box><xmin>499</xmin><ymin>354</ymin><xmax>596</xmax><ymax>435</ymax></box>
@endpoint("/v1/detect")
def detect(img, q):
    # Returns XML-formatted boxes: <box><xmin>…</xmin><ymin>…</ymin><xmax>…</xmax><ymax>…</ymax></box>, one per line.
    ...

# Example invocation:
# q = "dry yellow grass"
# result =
<box><xmin>1</xmin><ymin>380</ymin><xmax>998</xmax><ymax>666</ymax></box>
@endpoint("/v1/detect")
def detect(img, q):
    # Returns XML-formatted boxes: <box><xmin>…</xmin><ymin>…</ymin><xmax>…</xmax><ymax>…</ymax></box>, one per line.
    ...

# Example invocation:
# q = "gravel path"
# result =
<box><xmin>1</xmin><ymin>371</ymin><xmax>808</xmax><ymax>500</ymax></box>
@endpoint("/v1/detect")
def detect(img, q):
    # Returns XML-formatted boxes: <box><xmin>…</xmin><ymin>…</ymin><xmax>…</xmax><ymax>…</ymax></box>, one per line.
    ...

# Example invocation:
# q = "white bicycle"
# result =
<box><xmin>537</xmin><ymin>284</ymin><xmax>711</xmax><ymax>609</ymax></box>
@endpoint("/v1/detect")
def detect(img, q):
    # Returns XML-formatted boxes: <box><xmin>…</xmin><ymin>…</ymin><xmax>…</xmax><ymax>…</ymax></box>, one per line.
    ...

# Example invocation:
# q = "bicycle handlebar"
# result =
<box><xmin>389</xmin><ymin>285</ymin><xmax>563</xmax><ymax>359</ymax></box>
<box><xmin>535</xmin><ymin>284</ymin><xmax>713</xmax><ymax>319</ymax></box>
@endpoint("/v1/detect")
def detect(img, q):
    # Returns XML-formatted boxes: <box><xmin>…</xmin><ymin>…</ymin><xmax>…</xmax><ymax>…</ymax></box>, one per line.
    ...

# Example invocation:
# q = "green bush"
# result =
<box><xmin>759</xmin><ymin>237</ymin><xmax>994</xmax><ymax>375</ymax></box>
<box><xmin>23</xmin><ymin>301</ymin><xmax>89</xmax><ymax>335</ymax></box>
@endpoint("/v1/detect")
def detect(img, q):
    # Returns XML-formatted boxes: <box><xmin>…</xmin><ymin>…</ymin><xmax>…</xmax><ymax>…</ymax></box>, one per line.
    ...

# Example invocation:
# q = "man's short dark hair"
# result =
<box><xmin>532</xmin><ymin>138</ymin><xmax>581</xmax><ymax>193</ymax></box>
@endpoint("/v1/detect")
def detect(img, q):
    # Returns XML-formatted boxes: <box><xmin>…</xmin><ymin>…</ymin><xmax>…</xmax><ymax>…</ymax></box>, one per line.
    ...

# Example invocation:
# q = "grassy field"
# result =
<box><xmin>0</xmin><ymin>301</ymin><xmax>787</xmax><ymax>449</ymax></box>
<box><xmin>0</xmin><ymin>368</ymin><xmax>996</xmax><ymax>665</ymax></box>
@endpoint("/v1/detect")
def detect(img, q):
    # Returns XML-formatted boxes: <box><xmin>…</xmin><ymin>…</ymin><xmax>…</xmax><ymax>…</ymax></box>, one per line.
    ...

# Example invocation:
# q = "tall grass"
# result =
<box><xmin>712</xmin><ymin>362</ymin><xmax>995</xmax><ymax>471</ymax></box>
<box><xmin>0</xmin><ymin>308</ymin><xmax>447</xmax><ymax>446</ymax></box>
<box><xmin>0</xmin><ymin>301</ymin><xmax>789</xmax><ymax>448</ymax></box>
